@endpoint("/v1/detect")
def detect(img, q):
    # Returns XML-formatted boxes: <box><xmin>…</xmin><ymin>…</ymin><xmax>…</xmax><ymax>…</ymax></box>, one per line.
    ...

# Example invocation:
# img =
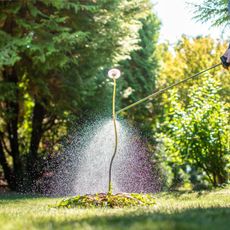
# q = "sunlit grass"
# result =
<box><xmin>0</xmin><ymin>186</ymin><xmax>230</xmax><ymax>230</ymax></box>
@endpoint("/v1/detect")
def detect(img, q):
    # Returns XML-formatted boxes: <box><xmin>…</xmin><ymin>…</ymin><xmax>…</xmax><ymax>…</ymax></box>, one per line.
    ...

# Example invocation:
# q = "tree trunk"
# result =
<box><xmin>6</xmin><ymin>112</ymin><xmax>21</xmax><ymax>185</ymax></box>
<box><xmin>27</xmin><ymin>100</ymin><xmax>46</xmax><ymax>188</ymax></box>
<box><xmin>3</xmin><ymin>68</ymin><xmax>22</xmax><ymax>190</ymax></box>
<box><xmin>216</xmin><ymin>171</ymin><xmax>228</xmax><ymax>186</ymax></box>
<box><xmin>0</xmin><ymin>140</ymin><xmax>15</xmax><ymax>190</ymax></box>
<box><xmin>212</xmin><ymin>172</ymin><xmax>217</xmax><ymax>187</ymax></box>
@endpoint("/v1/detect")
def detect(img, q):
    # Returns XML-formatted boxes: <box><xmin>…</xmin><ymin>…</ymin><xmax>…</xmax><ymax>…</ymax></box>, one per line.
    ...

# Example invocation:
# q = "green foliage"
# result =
<box><xmin>56</xmin><ymin>193</ymin><xmax>156</xmax><ymax>208</ymax></box>
<box><xmin>157</xmin><ymin>36</ymin><xmax>230</xmax><ymax>97</ymax></box>
<box><xmin>156</xmin><ymin>77</ymin><xmax>229</xmax><ymax>188</ymax></box>
<box><xmin>0</xmin><ymin>0</ymin><xmax>153</xmax><ymax>190</ymax></box>
<box><xmin>156</xmin><ymin>36</ymin><xmax>230</xmax><ymax>136</ymax></box>
<box><xmin>191</xmin><ymin>0</ymin><xmax>230</xmax><ymax>28</ymax></box>
<box><xmin>155</xmin><ymin>36</ymin><xmax>230</xmax><ymax>189</ymax></box>
<box><xmin>118</xmin><ymin>12</ymin><xmax>160</xmax><ymax>135</ymax></box>
<box><xmin>80</xmin><ymin>10</ymin><xmax>161</xmax><ymax>120</ymax></box>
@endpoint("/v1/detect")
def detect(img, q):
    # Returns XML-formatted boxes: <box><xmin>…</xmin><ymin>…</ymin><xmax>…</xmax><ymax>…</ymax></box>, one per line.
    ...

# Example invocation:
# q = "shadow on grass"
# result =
<box><xmin>35</xmin><ymin>207</ymin><xmax>230</xmax><ymax>230</ymax></box>
<box><xmin>0</xmin><ymin>193</ymin><xmax>50</xmax><ymax>201</ymax></box>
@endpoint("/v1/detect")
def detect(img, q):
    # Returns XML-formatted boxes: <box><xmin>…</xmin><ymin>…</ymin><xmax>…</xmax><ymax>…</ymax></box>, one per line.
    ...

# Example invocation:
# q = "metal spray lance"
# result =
<box><xmin>116</xmin><ymin>56</ymin><xmax>229</xmax><ymax>115</ymax></box>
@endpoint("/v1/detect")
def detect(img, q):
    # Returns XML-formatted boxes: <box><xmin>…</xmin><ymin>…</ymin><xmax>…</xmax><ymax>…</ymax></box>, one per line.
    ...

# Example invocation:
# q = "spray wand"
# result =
<box><xmin>116</xmin><ymin>56</ymin><xmax>229</xmax><ymax>115</ymax></box>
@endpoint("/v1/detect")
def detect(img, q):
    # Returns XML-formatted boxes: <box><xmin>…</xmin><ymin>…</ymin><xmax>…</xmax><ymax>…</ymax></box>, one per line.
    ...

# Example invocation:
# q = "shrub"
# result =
<box><xmin>156</xmin><ymin>77</ymin><xmax>230</xmax><ymax>188</ymax></box>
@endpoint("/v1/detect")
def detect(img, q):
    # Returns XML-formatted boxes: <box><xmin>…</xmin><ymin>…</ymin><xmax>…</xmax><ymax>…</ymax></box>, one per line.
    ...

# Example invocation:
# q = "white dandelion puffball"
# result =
<box><xmin>108</xmin><ymin>68</ymin><xmax>121</xmax><ymax>79</ymax></box>
<box><xmin>123</xmin><ymin>87</ymin><xmax>134</xmax><ymax>98</ymax></box>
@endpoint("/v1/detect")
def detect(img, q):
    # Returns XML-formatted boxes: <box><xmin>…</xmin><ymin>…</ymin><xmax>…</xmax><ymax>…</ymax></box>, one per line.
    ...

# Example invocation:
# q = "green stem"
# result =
<box><xmin>108</xmin><ymin>78</ymin><xmax>118</xmax><ymax>195</ymax></box>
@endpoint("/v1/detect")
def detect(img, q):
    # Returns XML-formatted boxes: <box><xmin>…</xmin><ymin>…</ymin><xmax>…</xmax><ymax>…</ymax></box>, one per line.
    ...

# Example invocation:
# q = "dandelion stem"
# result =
<box><xmin>108</xmin><ymin>78</ymin><xmax>118</xmax><ymax>195</ymax></box>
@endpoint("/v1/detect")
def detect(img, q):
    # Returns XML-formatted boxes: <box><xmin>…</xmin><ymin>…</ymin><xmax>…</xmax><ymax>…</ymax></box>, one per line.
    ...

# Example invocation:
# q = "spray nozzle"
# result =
<box><xmin>220</xmin><ymin>56</ymin><xmax>230</xmax><ymax>68</ymax></box>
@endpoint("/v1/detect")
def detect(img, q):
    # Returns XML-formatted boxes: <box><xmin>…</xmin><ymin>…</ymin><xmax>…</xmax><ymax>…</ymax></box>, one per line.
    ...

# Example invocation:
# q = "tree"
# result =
<box><xmin>191</xmin><ymin>0</ymin><xmax>230</xmax><ymax>29</ymax></box>
<box><xmin>79</xmin><ymin>10</ymin><xmax>161</xmax><ymax>133</ymax></box>
<box><xmin>118</xmin><ymin>13</ymin><xmax>160</xmax><ymax>135</ymax></box>
<box><xmin>0</xmin><ymin>0</ymin><xmax>151</xmax><ymax>191</ymax></box>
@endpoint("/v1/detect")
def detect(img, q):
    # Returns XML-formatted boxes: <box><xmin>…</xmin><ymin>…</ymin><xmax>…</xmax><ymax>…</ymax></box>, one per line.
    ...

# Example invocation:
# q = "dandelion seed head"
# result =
<box><xmin>108</xmin><ymin>68</ymin><xmax>121</xmax><ymax>79</ymax></box>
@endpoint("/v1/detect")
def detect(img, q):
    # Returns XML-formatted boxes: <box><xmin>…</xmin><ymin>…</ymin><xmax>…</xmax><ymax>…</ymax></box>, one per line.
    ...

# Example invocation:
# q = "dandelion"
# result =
<box><xmin>123</xmin><ymin>87</ymin><xmax>134</xmax><ymax>98</ymax></box>
<box><xmin>108</xmin><ymin>68</ymin><xmax>121</xmax><ymax>79</ymax></box>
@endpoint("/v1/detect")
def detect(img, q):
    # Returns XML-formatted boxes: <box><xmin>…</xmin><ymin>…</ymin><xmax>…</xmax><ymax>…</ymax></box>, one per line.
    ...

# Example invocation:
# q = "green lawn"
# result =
<box><xmin>0</xmin><ymin>187</ymin><xmax>230</xmax><ymax>230</ymax></box>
